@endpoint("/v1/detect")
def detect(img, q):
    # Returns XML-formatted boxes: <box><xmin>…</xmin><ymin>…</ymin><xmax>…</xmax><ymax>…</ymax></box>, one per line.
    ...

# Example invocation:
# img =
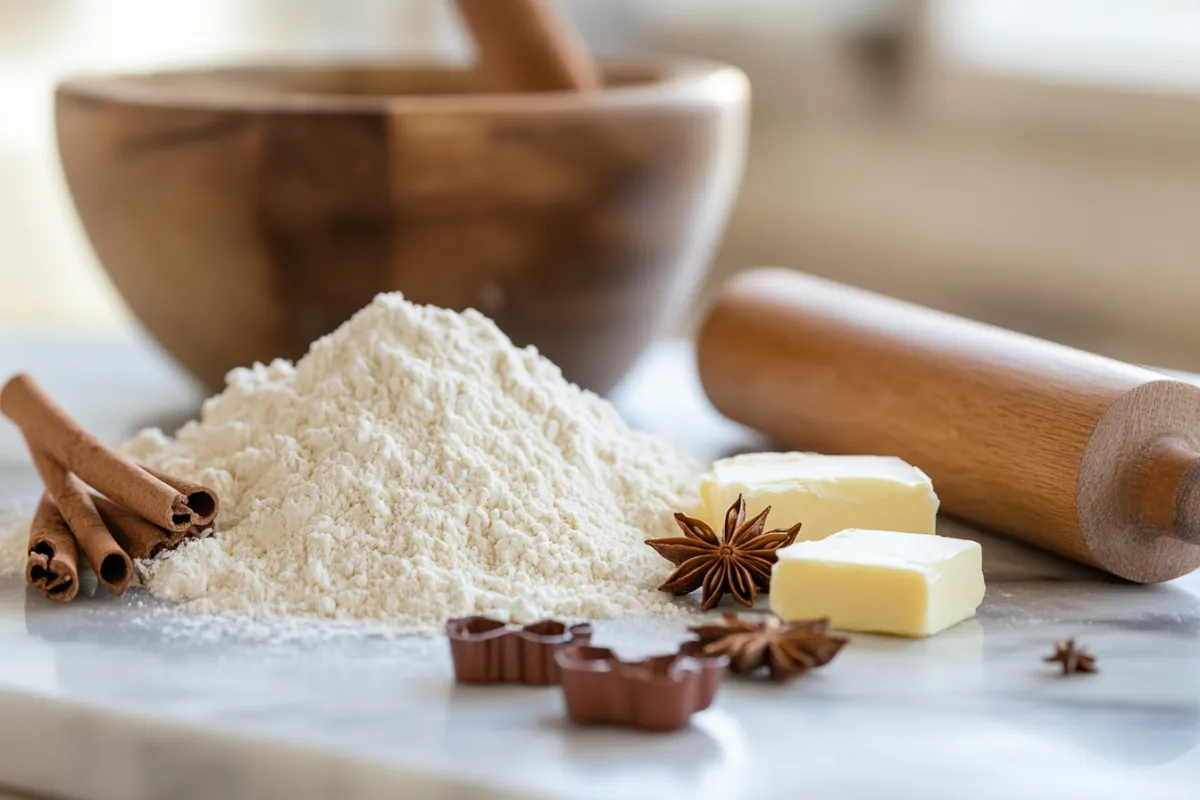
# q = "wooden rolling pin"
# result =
<box><xmin>697</xmin><ymin>268</ymin><xmax>1200</xmax><ymax>582</ymax></box>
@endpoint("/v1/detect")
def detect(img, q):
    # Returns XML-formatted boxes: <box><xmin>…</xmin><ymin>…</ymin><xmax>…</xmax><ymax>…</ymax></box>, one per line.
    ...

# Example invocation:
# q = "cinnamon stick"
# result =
<box><xmin>26</xmin><ymin>493</ymin><xmax>80</xmax><ymax>602</ymax></box>
<box><xmin>28</xmin><ymin>446</ymin><xmax>132</xmax><ymax>596</ymax></box>
<box><xmin>93</xmin><ymin>495</ymin><xmax>192</xmax><ymax>561</ymax></box>
<box><xmin>1</xmin><ymin>374</ymin><xmax>196</xmax><ymax>532</ymax></box>
<box><xmin>138</xmin><ymin>464</ymin><xmax>219</xmax><ymax>527</ymax></box>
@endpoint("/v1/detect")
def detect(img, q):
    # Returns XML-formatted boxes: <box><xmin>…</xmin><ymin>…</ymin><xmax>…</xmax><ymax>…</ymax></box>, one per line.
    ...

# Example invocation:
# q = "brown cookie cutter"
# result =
<box><xmin>555</xmin><ymin>642</ymin><xmax>729</xmax><ymax>732</ymax></box>
<box><xmin>446</xmin><ymin>616</ymin><xmax>593</xmax><ymax>686</ymax></box>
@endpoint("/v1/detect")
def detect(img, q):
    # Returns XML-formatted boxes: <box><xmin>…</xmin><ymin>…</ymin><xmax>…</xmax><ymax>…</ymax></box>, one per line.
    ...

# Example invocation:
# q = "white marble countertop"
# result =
<box><xmin>1</xmin><ymin>335</ymin><xmax>1199</xmax><ymax>800</ymax></box>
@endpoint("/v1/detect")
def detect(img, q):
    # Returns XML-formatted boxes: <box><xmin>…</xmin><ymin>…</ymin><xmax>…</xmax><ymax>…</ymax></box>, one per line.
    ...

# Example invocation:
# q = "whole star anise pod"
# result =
<box><xmin>689</xmin><ymin>613</ymin><xmax>848</xmax><ymax>681</ymax></box>
<box><xmin>1043</xmin><ymin>638</ymin><xmax>1098</xmax><ymax>675</ymax></box>
<box><xmin>646</xmin><ymin>494</ymin><xmax>801</xmax><ymax>610</ymax></box>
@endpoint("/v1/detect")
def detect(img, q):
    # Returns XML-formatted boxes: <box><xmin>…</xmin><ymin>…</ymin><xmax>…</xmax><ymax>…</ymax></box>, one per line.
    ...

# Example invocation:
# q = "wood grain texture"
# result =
<box><xmin>454</xmin><ymin>0</ymin><xmax>600</xmax><ymax>92</ymax></box>
<box><xmin>55</xmin><ymin>60</ymin><xmax>748</xmax><ymax>394</ymax></box>
<box><xmin>696</xmin><ymin>269</ymin><xmax>1200</xmax><ymax>582</ymax></box>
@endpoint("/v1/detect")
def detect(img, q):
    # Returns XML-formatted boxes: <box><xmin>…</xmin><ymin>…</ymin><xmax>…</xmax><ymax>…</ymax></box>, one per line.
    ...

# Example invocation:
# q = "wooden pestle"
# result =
<box><xmin>455</xmin><ymin>0</ymin><xmax>600</xmax><ymax>92</ymax></box>
<box><xmin>696</xmin><ymin>268</ymin><xmax>1200</xmax><ymax>583</ymax></box>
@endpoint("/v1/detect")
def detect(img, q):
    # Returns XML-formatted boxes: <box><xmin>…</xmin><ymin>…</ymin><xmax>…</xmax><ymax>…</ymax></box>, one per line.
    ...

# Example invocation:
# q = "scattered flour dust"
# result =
<box><xmin>108</xmin><ymin>294</ymin><xmax>702</xmax><ymax>632</ymax></box>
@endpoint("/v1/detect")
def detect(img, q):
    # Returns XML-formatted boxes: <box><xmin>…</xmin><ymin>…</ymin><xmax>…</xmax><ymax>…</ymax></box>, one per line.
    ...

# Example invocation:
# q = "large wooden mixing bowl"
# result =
<box><xmin>56</xmin><ymin>59</ymin><xmax>748</xmax><ymax>393</ymax></box>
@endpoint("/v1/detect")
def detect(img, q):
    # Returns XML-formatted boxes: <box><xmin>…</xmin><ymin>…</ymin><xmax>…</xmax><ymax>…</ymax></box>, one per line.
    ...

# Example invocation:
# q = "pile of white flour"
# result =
<box><xmin>0</xmin><ymin>510</ymin><xmax>25</xmax><ymax>577</ymax></box>
<box><xmin>85</xmin><ymin>295</ymin><xmax>699</xmax><ymax>631</ymax></box>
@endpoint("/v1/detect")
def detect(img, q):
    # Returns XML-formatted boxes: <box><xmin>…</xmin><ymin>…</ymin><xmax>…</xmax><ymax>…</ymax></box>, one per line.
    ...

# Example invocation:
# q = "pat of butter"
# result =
<box><xmin>699</xmin><ymin>452</ymin><xmax>938</xmax><ymax>542</ymax></box>
<box><xmin>770</xmin><ymin>529</ymin><xmax>984</xmax><ymax>637</ymax></box>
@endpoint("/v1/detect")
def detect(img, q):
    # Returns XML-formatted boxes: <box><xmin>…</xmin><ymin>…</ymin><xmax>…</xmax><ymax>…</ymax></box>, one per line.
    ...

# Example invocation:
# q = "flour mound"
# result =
<box><xmin>124</xmin><ymin>295</ymin><xmax>700</xmax><ymax>631</ymax></box>
<box><xmin>0</xmin><ymin>510</ymin><xmax>28</xmax><ymax>577</ymax></box>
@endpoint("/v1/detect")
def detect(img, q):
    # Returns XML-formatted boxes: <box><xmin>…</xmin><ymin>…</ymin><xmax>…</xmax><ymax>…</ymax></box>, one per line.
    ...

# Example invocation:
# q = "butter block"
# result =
<box><xmin>699</xmin><ymin>452</ymin><xmax>938</xmax><ymax>542</ymax></box>
<box><xmin>769</xmin><ymin>529</ymin><xmax>984</xmax><ymax>637</ymax></box>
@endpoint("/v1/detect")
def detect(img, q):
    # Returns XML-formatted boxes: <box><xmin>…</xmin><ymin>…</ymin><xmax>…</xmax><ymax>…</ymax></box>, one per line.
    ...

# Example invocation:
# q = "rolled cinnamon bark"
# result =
<box><xmin>26</xmin><ymin>493</ymin><xmax>80</xmax><ymax>602</ymax></box>
<box><xmin>93</xmin><ymin>495</ymin><xmax>192</xmax><ymax>560</ymax></box>
<box><xmin>1</xmin><ymin>374</ymin><xmax>195</xmax><ymax>532</ymax></box>
<box><xmin>138</xmin><ymin>465</ymin><xmax>219</xmax><ymax>527</ymax></box>
<box><xmin>28</xmin><ymin>447</ymin><xmax>132</xmax><ymax>596</ymax></box>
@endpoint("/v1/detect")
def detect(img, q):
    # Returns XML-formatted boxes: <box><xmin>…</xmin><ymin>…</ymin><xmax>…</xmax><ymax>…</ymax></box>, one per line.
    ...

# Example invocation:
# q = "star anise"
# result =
<box><xmin>646</xmin><ymin>494</ymin><xmax>801</xmax><ymax>610</ymax></box>
<box><xmin>1043</xmin><ymin>638</ymin><xmax>1098</xmax><ymax>675</ymax></box>
<box><xmin>689</xmin><ymin>613</ymin><xmax>848</xmax><ymax>681</ymax></box>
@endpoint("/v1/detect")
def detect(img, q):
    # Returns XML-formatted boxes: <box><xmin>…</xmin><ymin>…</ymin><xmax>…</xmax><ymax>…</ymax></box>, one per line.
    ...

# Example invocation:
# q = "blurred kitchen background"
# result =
<box><xmin>3</xmin><ymin>0</ymin><xmax>1200</xmax><ymax>369</ymax></box>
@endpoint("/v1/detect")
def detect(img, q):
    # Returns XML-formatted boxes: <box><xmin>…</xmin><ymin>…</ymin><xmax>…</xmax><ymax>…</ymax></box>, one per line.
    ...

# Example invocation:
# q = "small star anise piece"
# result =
<box><xmin>1043</xmin><ymin>638</ymin><xmax>1098</xmax><ymax>675</ymax></box>
<box><xmin>646</xmin><ymin>494</ymin><xmax>801</xmax><ymax>610</ymax></box>
<box><xmin>688</xmin><ymin>613</ymin><xmax>848</xmax><ymax>682</ymax></box>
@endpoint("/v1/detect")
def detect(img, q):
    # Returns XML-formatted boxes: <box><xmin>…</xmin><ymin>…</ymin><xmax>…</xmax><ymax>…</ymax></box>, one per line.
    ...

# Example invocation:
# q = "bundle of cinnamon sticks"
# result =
<box><xmin>1</xmin><ymin>374</ymin><xmax>219</xmax><ymax>602</ymax></box>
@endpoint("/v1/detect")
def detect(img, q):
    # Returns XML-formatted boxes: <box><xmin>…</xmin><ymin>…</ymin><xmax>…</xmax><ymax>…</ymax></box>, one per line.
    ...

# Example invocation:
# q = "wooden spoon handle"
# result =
<box><xmin>455</xmin><ymin>0</ymin><xmax>600</xmax><ymax>92</ymax></box>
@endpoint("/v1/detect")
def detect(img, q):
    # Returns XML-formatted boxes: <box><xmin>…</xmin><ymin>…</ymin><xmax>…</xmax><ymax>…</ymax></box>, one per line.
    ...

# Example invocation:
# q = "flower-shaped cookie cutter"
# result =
<box><xmin>555</xmin><ymin>642</ymin><xmax>728</xmax><ymax>732</ymax></box>
<box><xmin>446</xmin><ymin>616</ymin><xmax>593</xmax><ymax>686</ymax></box>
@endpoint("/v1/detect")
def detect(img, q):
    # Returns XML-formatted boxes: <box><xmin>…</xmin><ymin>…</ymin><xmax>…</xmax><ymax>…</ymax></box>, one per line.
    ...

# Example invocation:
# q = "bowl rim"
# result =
<box><xmin>55</xmin><ymin>57</ymin><xmax>748</xmax><ymax>114</ymax></box>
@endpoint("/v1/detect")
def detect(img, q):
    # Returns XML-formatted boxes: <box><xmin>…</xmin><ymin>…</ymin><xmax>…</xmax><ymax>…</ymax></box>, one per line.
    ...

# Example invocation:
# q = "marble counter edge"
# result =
<box><xmin>0</xmin><ymin>687</ymin><xmax>537</xmax><ymax>800</ymax></box>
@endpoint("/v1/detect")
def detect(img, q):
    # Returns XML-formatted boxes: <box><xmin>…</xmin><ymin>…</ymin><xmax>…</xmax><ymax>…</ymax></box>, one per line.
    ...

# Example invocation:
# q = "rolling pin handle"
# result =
<box><xmin>1130</xmin><ymin>437</ymin><xmax>1200</xmax><ymax>545</ymax></box>
<box><xmin>1173</xmin><ymin>459</ymin><xmax>1200</xmax><ymax>546</ymax></box>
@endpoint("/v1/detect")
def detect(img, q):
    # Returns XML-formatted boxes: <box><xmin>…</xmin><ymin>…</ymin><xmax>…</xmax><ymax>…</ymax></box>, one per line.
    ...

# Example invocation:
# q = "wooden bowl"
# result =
<box><xmin>55</xmin><ymin>59</ymin><xmax>748</xmax><ymax>394</ymax></box>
